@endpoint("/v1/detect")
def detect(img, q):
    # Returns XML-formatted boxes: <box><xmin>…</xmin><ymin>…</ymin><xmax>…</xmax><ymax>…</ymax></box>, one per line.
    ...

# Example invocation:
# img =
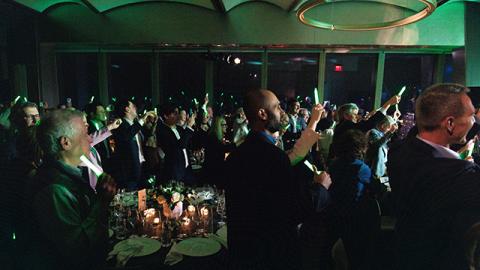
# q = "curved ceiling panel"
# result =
<box><xmin>14</xmin><ymin>0</ymin><xmax>83</xmax><ymax>12</ymax></box>
<box><xmin>87</xmin><ymin>0</ymin><xmax>216</xmax><ymax>13</ymax></box>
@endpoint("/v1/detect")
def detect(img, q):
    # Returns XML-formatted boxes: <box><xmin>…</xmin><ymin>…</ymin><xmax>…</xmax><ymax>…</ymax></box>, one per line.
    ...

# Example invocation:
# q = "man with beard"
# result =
<box><xmin>225</xmin><ymin>89</ymin><xmax>330</xmax><ymax>270</ymax></box>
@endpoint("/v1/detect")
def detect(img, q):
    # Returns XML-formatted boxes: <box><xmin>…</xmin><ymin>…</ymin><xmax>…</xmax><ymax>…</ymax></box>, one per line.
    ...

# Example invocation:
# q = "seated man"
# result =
<box><xmin>24</xmin><ymin>109</ymin><xmax>117</xmax><ymax>270</ymax></box>
<box><xmin>388</xmin><ymin>83</ymin><xmax>480</xmax><ymax>270</ymax></box>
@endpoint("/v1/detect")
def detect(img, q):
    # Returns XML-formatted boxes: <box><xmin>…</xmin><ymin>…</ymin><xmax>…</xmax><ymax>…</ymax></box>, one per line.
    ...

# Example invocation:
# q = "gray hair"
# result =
<box><xmin>36</xmin><ymin>109</ymin><xmax>84</xmax><ymax>159</ymax></box>
<box><xmin>337</xmin><ymin>103</ymin><xmax>359</xmax><ymax>121</ymax></box>
<box><xmin>415</xmin><ymin>83</ymin><xmax>470</xmax><ymax>132</ymax></box>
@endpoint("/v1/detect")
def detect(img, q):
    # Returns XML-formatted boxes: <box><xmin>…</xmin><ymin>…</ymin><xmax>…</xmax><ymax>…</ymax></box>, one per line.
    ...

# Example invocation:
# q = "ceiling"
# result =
<box><xmin>11</xmin><ymin>0</ymin><xmax>453</xmax><ymax>14</ymax></box>
<box><xmin>11</xmin><ymin>0</ymin><xmax>307</xmax><ymax>13</ymax></box>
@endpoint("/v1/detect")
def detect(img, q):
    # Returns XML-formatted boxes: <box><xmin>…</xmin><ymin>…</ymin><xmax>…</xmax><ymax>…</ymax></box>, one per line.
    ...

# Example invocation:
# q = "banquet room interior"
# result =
<box><xmin>1</xmin><ymin>0</ymin><xmax>480</xmax><ymax>270</ymax></box>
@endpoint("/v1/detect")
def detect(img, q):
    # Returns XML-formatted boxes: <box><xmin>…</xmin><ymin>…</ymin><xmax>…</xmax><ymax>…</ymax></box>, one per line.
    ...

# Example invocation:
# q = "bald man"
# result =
<box><xmin>225</xmin><ymin>89</ymin><xmax>327</xmax><ymax>270</ymax></box>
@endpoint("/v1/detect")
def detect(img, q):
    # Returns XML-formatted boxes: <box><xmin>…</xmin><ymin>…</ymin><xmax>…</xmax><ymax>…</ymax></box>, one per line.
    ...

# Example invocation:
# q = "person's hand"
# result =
<box><xmin>390</xmin><ymin>123</ymin><xmax>399</xmax><ymax>133</ymax></box>
<box><xmin>96</xmin><ymin>173</ymin><xmax>117</xmax><ymax>204</ymax></box>
<box><xmin>107</xmin><ymin>118</ymin><xmax>122</xmax><ymax>130</ymax></box>
<box><xmin>387</xmin><ymin>95</ymin><xmax>401</xmax><ymax>106</ymax></box>
<box><xmin>187</xmin><ymin>112</ymin><xmax>196</xmax><ymax>128</ymax></box>
<box><xmin>313</xmin><ymin>167</ymin><xmax>332</xmax><ymax>190</ymax></box>
<box><xmin>140</xmin><ymin>111</ymin><xmax>156</xmax><ymax>122</ymax></box>
<box><xmin>203</xmin><ymin>94</ymin><xmax>209</xmax><ymax>105</ymax></box>
<box><xmin>394</xmin><ymin>110</ymin><xmax>402</xmax><ymax>120</ymax></box>
<box><xmin>309</xmin><ymin>104</ymin><xmax>325</xmax><ymax>126</ymax></box>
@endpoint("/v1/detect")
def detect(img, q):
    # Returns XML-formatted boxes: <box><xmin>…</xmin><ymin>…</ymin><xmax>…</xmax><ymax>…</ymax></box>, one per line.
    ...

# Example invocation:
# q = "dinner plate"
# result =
<box><xmin>174</xmin><ymin>237</ymin><xmax>221</xmax><ymax>257</ymax></box>
<box><xmin>113</xmin><ymin>237</ymin><xmax>161</xmax><ymax>257</ymax></box>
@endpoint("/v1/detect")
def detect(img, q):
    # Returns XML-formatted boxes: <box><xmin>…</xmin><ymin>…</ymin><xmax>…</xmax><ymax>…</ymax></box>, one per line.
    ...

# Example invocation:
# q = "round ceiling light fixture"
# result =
<box><xmin>297</xmin><ymin>0</ymin><xmax>437</xmax><ymax>31</ymax></box>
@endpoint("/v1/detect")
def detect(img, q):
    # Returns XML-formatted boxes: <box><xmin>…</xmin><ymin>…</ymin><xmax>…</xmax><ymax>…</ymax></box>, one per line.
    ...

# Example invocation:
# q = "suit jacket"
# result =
<box><xmin>24</xmin><ymin>159</ymin><xmax>109</xmax><ymax>270</ymax></box>
<box><xmin>366</xmin><ymin>128</ymin><xmax>393</xmax><ymax>178</ymax></box>
<box><xmin>388</xmin><ymin>137</ymin><xmax>480</xmax><ymax>270</ymax></box>
<box><xmin>111</xmin><ymin>120</ymin><xmax>143</xmax><ymax>187</ymax></box>
<box><xmin>225</xmin><ymin>131</ymin><xmax>312</xmax><ymax>270</ymax></box>
<box><xmin>156</xmin><ymin>123</ymin><xmax>193</xmax><ymax>182</ymax></box>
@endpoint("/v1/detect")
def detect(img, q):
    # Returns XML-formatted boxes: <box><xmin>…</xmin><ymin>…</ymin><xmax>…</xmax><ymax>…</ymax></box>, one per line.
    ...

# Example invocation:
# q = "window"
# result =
<box><xmin>268</xmin><ymin>53</ymin><xmax>319</xmax><ymax>107</ymax></box>
<box><xmin>325</xmin><ymin>54</ymin><xmax>377</xmax><ymax>112</ymax></box>
<box><xmin>160</xmin><ymin>54</ymin><xmax>205</xmax><ymax>110</ymax></box>
<box><xmin>57</xmin><ymin>53</ymin><xmax>98</xmax><ymax>109</ymax></box>
<box><xmin>383</xmin><ymin>54</ymin><xmax>436</xmax><ymax>113</ymax></box>
<box><xmin>109</xmin><ymin>53</ymin><xmax>151</xmax><ymax>107</ymax></box>
<box><xmin>213</xmin><ymin>52</ymin><xmax>261</xmax><ymax>113</ymax></box>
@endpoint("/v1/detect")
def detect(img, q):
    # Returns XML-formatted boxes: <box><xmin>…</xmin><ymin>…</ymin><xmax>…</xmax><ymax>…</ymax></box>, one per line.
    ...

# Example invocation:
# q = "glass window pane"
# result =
<box><xmin>57</xmin><ymin>53</ymin><xmax>98</xmax><ymax>109</ymax></box>
<box><xmin>160</xmin><ymin>54</ymin><xmax>205</xmax><ymax>109</ymax></box>
<box><xmin>383</xmin><ymin>54</ymin><xmax>436</xmax><ymax>113</ymax></box>
<box><xmin>109</xmin><ymin>53</ymin><xmax>151</xmax><ymax>104</ymax></box>
<box><xmin>268</xmin><ymin>53</ymin><xmax>319</xmax><ymax>107</ymax></box>
<box><xmin>325</xmin><ymin>53</ymin><xmax>377</xmax><ymax>112</ymax></box>
<box><xmin>213</xmin><ymin>53</ymin><xmax>261</xmax><ymax>113</ymax></box>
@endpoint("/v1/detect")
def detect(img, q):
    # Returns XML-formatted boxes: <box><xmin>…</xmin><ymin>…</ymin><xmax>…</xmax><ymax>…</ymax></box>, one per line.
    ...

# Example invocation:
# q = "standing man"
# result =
<box><xmin>156</xmin><ymin>103</ymin><xmax>195</xmax><ymax>183</ymax></box>
<box><xmin>365</xmin><ymin>115</ymin><xmax>397</xmax><ymax>179</ymax></box>
<box><xmin>388</xmin><ymin>83</ymin><xmax>480</xmax><ymax>270</ymax></box>
<box><xmin>111</xmin><ymin>98</ymin><xmax>155</xmax><ymax>190</ymax></box>
<box><xmin>226</xmin><ymin>89</ymin><xmax>330</xmax><ymax>270</ymax></box>
<box><xmin>25</xmin><ymin>109</ymin><xmax>117</xmax><ymax>270</ymax></box>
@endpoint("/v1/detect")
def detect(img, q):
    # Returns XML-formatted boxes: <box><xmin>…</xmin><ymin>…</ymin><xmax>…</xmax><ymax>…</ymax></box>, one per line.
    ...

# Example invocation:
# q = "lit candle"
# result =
<box><xmin>200</xmin><ymin>206</ymin><xmax>209</xmax><ymax>217</ymax></box>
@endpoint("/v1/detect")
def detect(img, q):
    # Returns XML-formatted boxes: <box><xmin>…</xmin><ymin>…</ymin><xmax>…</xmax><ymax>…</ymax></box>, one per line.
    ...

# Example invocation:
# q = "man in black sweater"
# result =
<box><xmin>226</xmin><ymin>89</ymin><xmax>329</xmax><ymax>270</ymax></box>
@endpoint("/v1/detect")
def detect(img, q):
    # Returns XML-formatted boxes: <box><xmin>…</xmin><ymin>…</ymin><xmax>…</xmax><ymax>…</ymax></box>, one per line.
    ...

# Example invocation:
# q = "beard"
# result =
<box><xmin>265</xmin><ymin>111</ymin><xmax>281</xmax><ymax>133</ymax></box>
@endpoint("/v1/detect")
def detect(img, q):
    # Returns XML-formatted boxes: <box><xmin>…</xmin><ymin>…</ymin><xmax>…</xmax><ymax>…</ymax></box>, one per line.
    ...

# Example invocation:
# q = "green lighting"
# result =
<box><xmin>12</xmin><ymin>232</ymin><xmax>15</xmax><ymax>240</ymax></box>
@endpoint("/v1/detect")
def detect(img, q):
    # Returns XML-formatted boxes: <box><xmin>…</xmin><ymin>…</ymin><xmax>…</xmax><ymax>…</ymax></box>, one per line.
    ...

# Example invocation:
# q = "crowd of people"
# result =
<box><xmin>1</xmin><ymin>83</ymin><xmax>480</xmax><ymax>270</ymax></box>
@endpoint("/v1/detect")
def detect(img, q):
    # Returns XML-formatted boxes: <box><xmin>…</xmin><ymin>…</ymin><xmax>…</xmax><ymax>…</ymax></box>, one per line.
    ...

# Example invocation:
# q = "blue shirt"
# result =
<box><xmin>258</xmin><ymin>131</ymin><xmax>277</xmax><ymax>145</ymax></box>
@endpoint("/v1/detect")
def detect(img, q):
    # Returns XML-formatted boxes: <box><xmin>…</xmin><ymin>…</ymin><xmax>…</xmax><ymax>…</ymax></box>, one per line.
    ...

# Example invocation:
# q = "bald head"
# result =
<box><xmin>244</xmin><ymin>89</ymin><xmax>283</xmax><ymax>133</ymax></box>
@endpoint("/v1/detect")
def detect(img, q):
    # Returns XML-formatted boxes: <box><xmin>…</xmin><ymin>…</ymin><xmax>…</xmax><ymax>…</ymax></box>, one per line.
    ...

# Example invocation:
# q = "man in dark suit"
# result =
<box><xmin>225</xmin><ymin>89</ymin><xmax>330</xmax><ymax>270</ymax></box>
<box><xmin>111</xmin><ymin>99</ymin><xmax>155</xmax><ymax>190</ymax></box>
<box><xmin>388</xmin><ymin>83</ymin><xmax>480</xmax><ymax>270</ymax></box>
<box><xmin>156</xmin><ymin>103</ymin><xmax>195</xmax><ymax>183</ymax></box>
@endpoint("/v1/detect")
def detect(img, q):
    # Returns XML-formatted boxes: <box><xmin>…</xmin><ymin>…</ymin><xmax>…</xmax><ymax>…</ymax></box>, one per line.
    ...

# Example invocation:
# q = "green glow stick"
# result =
<box><xmin>90</xmin><ymin>96</ymin><xmax>95</xmax><ymax>103</ymax></box>
<box><xmin>154</xmin><ymin>108</ymin><xmax>158</xmax><ymax>114</ymax></box>
<box><xmin>398</xmin><ymin>86</ymin><xmax>406</xmax><ymax>96</ymax></box>
<box><xmin>193</xmin><ymin>98</ymin><xmax>198</xmax><ymax>105</ymax></box>
<box><xmin>14</xmin><ymin>96</ymin><xmax>21</xmax><ymax>104</ymax></box>
<box><xmin>23</xmin><ymin>97</ymin><xmax>28</xmax><ymax>102</ymax></box>
<box><xmin>112</xmin><ymin>97</ymin><xmax>117</xmax><ymax>102</ymax></box>
<box><xmin>80</xmin><ymin>155</ymin><xmax>102</xmax><ymax>177</ymax></box>
<box><xmin>314</xmin><ymin>88</ymin><xmax>320</xmax><ymax>105</ymax></box>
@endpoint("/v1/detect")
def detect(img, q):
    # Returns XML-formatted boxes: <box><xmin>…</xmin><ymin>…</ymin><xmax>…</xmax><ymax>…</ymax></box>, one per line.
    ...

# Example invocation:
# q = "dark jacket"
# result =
<box><xmin>111</xmin><ymin>120</ymin><xmax>143</xmax><ymax>187</ymax></box>
<box><xmin>388</xmin><ymin>137</ymin><xmax>480</xmax><ymax>270</ymax></box>
<box><xmin>24</xmin><ymin>159</ymin><xmax>109</xmax><ymax>270</ymax></box>
<box><xmin>156</xmin><ymin>123</ymin><xmax>193</xmax><ymax>182</ymax></box>
<box><xmin>225</xmin><ymin>131</ymin><xmax>311</xmax><ymax>270</ymax></box>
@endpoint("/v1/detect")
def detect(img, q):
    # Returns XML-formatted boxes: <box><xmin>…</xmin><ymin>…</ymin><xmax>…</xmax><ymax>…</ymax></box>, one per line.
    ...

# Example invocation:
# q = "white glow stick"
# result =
<box><xmin>80</xmin><ymin>155</ymin><xmax>102</xmax><ymax>177</ymax></box>
<box><xmin>154</xmin><ymin>107</ymin><xmax>158</xmax><ymax>115</ymax></box>
<box><xmin>304</xmin><ymin>160</ymin><xmax>315</xmax><ymax>172</ymax></box>
<box><xmin>314</xmin><ymin>88</ymin><xmax>320</xmax><ymax>105</ymax></box>
<box><xmin>398</xmin><ymin>86</ymin><xmax>406</xmax><ymax>96</ymax></box>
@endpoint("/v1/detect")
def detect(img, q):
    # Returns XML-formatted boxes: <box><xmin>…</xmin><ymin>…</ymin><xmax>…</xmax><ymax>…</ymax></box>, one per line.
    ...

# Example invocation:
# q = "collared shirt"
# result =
<box><xmin>123</xmin><ymin>118</ymin><xmax>146</xmax><ymax>163</ymax></box>
<box><xmin>417</xmin><ymin>135</ymin><xmax>460</xmax><ymax>159</ymax></box>
<box><xmin>170</xmin><ymin>125</ymin><xmax>189</xmax><ymax>168</ymax></box>
<box><xmin>259</xmin><ymin>131</ymin><xmax>277</xmax><ymax>145</ymax></box>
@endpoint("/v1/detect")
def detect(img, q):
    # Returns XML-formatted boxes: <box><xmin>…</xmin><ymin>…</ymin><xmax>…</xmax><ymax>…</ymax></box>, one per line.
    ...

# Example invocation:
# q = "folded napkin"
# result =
<box><xmin>108</xmin><ymin>236</ymin><xmax>144</xmax><ymax>267</ymax></box>
<box><xmin>164</xmin><ymin>242</ymin><xmax>184</xmax><ymax>265</ymax></box>
<box><xmin>208</xmin><ymin>234</ymin><xmax>227</xmax><ymax>249</ymax></box>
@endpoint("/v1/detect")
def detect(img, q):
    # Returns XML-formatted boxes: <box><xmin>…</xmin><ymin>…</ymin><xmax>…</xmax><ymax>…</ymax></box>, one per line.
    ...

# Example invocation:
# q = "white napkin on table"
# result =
<box><xmin>107</xmin><ymin>236</ymin><xmax>144</xmax><ymax>267</ymax></box>
<box><xmin>164</xmin><ymin>242</ymin><xmax>184</xmax><ymax>265</ymax></box>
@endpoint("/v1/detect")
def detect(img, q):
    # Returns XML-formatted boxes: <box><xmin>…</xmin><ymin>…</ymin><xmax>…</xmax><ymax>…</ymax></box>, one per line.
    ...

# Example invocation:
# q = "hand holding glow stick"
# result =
<box><xmin>80</xmin><ymin>155</ymin><xmax>102</xmax><ymax>177</ymax></box>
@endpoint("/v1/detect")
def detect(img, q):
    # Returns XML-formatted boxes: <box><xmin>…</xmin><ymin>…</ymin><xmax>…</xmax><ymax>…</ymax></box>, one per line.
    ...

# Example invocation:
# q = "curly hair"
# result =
<box><xmin>333</xmin><ymin>129</ymin><xmax>368</xmax><ymax>161</ymax></box>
